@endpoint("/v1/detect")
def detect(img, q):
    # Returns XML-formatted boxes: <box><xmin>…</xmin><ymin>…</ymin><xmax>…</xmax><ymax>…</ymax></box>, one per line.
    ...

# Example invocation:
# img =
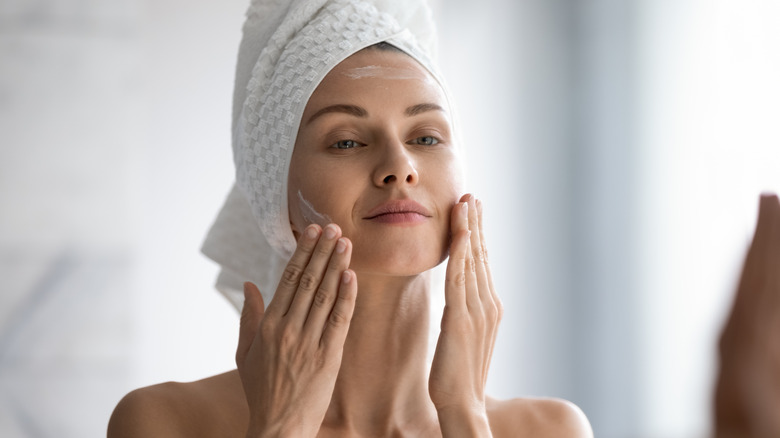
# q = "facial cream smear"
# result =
<box><xmin>297</xmin><ymin>190</ymin><xmax>332</xmax><ymax>227</ymax></box>
<box><xmin>342</xmin><ymin>65</ymin><xmax>423</xmax><ymax>81</ymax></box>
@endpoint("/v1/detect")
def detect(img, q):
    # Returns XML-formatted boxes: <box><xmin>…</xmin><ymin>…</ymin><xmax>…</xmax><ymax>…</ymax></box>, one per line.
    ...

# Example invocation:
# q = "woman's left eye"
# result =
<box><xmin>412</xmin><ymin>136</ymin><xmax>439</xmax><ymax>146</ymax></box>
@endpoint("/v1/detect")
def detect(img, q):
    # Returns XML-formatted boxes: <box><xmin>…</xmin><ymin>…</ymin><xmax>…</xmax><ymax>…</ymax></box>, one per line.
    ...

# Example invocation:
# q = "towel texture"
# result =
<box><xmin>201</xmin><ymin>0</ymin><xmax>446</xmax><ymax>311</ymax></box>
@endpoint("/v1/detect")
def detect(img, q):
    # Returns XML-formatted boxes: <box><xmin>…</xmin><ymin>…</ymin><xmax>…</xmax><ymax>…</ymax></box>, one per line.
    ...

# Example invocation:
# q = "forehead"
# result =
<box><xmin>303</xmin><ymin>48</ymin><xmax>447</xmax><ymax>113</ymax></box>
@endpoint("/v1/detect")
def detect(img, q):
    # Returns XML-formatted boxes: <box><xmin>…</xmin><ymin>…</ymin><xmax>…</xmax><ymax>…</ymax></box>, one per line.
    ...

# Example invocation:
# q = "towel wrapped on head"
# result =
<box><xmin>201</xmin><ymin>0</ymin><xmax>450</xmax><ymax>311</ymax></box>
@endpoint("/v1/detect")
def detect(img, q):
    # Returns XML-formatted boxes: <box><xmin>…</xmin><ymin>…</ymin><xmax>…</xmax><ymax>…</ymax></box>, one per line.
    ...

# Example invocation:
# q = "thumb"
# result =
<box><xmin>236</xmin><ymin>281</ymin><xmax>264</xmax><ymax>368</ymax></box>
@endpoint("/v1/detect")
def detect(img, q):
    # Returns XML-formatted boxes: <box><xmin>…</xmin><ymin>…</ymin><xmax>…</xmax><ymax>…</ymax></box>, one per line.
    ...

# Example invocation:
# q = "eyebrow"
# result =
<box><xmin>307</xmin><ymin>104</ymin><xmax>367</xmax><ymax>125</ymax></box>
<box><xmin>306</xmin><ymin>102</ymin><xmax>445</xmax><ymax>125</ymax></box>
<box><xmin>405</xmin><ymin>103</ymin><xmax>444</xmax><ymax>117</ymax></box>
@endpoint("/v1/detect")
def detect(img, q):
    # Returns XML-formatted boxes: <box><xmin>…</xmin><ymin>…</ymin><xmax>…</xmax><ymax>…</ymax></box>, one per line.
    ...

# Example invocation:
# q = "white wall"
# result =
<box><xmin>0</xmin><ymin>1</ymin><xmax>243</xmax><ymax>436</ymax></box>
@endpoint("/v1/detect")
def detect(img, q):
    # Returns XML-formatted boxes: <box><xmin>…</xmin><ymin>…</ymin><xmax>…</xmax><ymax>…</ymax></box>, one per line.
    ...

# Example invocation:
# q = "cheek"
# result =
<box><xmin>289</xmin><ymin>181</ymin><xmax>330</xmax><ymax>233</ymax></box>
<box><xmin>289</xmin><ymin>175</ymin><xmax>356</xmax><ymax>234</ymax></box>
<box><xmin>435</xmin><ymin>158</ymin><xmax>466</xmax><ymax>241</ymax></box>
<box><xmin>288</xmin><ymin>151</ymin><xmax>335</xmax><ymax>233</ymax></box>
<box><xmin>450</xmin><ymin>153</ymin><xmax>467</xmax><ymax>193</ymax></box>
<box><xmin>434</xmin><ymin>155</ymin><xmax>466</xmax><ymax>202</ymax></box>
<box><xmin>294</xmin><ymin>189</ymin><xmax>333</xmax><ymax>228</ymax></box>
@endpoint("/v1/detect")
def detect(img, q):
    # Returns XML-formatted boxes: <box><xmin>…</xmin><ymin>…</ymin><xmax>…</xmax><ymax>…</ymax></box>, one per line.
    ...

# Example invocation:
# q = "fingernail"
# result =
<box><xmin>461</xmin><ymin>202</ymin><xmax>468</xmax><ymax>213</ymax></box>
<box><xmin>324</xmin><ymin>224</ymin><xmax>338</xmax><ymax>239</ymax></box>
<box><xmin>341</xmin><ymin>270</ymin><xmax>351</xmax><ymax>284</ymax></box>
<box><xmin>336</xmin><ymin>238</ymin><xmax>347</xmax><ymax>254</ymax></box>
<box><xmin>305</xmin><ymin>225</ymin><xmax>319</xmax><ymax>240</ymax></box>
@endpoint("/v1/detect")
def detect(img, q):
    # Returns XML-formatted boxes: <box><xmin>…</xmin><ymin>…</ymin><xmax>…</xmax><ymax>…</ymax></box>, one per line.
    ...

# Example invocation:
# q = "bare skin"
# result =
<box><xmin>108</xmin><ymin>48</ymin><xmax>593</xmax><ymax>437</ymax></box>
<box><xmin>108</xmin><ymin>200</ymin><xmax>591</xmax><ymax>437</ymax></box>
<box><xmin>108</xmin><ymin>370</ymin><xmax>589</xmax><ymax>437</ymax></box>
<box><xmin>715</xmin><ymin>194</ymin><xmax>780</xmax><ymax>438</ymax></box>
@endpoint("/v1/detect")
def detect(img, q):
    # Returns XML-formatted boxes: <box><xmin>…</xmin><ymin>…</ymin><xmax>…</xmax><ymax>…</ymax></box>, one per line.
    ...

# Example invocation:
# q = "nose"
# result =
<box><xmin>372</xmin><ymin>141</ymin><xmax>419</xmax><ymax>187</ymax></box>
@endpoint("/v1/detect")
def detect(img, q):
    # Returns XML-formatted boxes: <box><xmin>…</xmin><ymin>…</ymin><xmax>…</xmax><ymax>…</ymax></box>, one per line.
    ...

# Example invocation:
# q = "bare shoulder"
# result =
<box><xmin>107</xmin><ymin>370</ymin><xmax>247</xmax><ymax>438</ymax></box>
<box><xmin>486</xmin><ymin>396</ymin><xmax>593</xmax><ymax>438</ymax></box>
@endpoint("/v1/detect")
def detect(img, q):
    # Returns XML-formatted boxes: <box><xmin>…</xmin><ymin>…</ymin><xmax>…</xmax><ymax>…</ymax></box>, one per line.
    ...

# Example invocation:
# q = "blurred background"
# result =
<box><xmin>1</xmin><ymin>0</ymin><xmax>778</xmax><ymax>437</ymax></box>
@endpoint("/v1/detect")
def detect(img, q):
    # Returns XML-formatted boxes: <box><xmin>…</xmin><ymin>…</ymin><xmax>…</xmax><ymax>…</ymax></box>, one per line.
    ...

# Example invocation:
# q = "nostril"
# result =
<box><xmin>383</xmin><ymin>175</ymin><xmax>396</xmax><ymax>184</ymax></box>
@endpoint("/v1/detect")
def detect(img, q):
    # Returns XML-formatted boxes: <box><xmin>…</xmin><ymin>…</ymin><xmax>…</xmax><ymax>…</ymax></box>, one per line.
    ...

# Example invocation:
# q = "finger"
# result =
<box><xmin>236</xmin><ymin>281</ymin><xmax>265</xmax><ymax>368</ymax></box>
<box><xmin>721</xmin><ymin>194</ymin><xmax>780</xmax><ymax>356</ymax></box>
<box><xmin>286</xmin><ymin>223</ymin><xmax>342</xmax><ymax>324</ymax></box>
<box><xmin>320</xmin><ymin>269</ymin><xmax>358</xmax><ymax>352</ymax></box>
<box><xmin>477</xmin><ymin>199</ymin><xmax>498</xmax><ymax>306</ymax></box>
<box><xmin>463</xmin><ymin>225</ymin><xmax>481</xmax><ymax>312</ymax></box>
<box><xmin>445</xmin><ymin>202</ymin><xmax>469</xmax><ymax>311</ymax></box>
<box><xmin>754</xmin><ymin>194</ymin><xmax>780</xmax><ymax>316</ymax></box>
<box><xmin>304</xmin><ymin>236</ymin><xmax>353</xmax><ymax>336</ymax></box>
<box><xmin>456</xmin><ymin>197</ymin><xmax>480</xmax><ymax>312</ymax></box>
<box><xmin>477</xmin><ymin>198</ymin><xmax>502</xmax><ymax>383</ymax></box>
<box><xmin>467</xmin><ymin>195</ymin><xmax>492</xmax><ymax>307</ymax></box>
<box><xmin>476</xmin><ymin>198</ymin><xmax>502</xmax><ymax>324</ymax></box>
<box><xmin>265</xmin><ymin>224</ymin><xmax>322</xmax><ymax>319</ymax></box>
<box><xmin>733</xmin><ymin>195</ymin><xmax>780</xmax><ymax>323</ymax></box>
<box><xmin>465</xmin><ymin>196</ymin><xmax>493</xmax><ymax>382</ymax></box>
<box><xmin>453</xmin><ymin>197</ymin><xmax>470</xmax><ymax>235</ymax></box>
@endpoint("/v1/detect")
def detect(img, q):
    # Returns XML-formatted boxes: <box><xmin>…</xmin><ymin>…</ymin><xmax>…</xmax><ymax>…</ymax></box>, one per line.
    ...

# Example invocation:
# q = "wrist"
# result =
<box><xmin>436</xmin><ymin>403</ymin><xmax>492</xmax><ymax>437</ymax></box>
<box><xmin>245</xmin><ymin>423</ymin><xmax>288</xmax><ymax>438</ymax></box>
<box><xmin>245</xmin><ymin>419</ymin><xmax>309</xmax><ymax>438</ymax></box>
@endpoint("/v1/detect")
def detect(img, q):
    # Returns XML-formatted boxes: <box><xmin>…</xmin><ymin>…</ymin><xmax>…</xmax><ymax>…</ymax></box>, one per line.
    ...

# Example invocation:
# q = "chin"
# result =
<box><xmin>350</xmin><ymin>240</ymin><xmax>446</xmax><ymax>277</ymax></box>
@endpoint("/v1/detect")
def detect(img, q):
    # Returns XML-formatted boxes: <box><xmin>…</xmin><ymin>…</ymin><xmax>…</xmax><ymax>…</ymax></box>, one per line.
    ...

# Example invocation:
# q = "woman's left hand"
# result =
<box><xmin>715</xmin><ymin>194</ymin><xmax>780</xmax><ymax>438</ymax></box>
<box><xmin>429</xmin><ymin>194</ymin><xmax>503</xmax><ymax>436</ymax></box>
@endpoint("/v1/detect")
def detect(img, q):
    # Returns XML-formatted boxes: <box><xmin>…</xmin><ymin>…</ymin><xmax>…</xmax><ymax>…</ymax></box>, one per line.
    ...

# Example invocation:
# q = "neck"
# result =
<box><xmin>322</xmin><ymin>271</ymin><xmax>439</xmax><ymax>436</ymax></box>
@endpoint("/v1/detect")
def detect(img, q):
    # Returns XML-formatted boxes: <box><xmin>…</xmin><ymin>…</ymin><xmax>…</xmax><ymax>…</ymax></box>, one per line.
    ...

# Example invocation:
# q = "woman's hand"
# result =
<box><xmin>236</xmin><ymin>224</ymin><xmax>357</xmax><ymax>438</ymax></box>
<box><xmin>715</xmin><ymin>194</ymin><xmax>780</xmax><ymax>438</ymax></box>
<box><xmin>430</xmin><ymin>194</ymin><xmax>503</xmax><ymax>436</ymax></box>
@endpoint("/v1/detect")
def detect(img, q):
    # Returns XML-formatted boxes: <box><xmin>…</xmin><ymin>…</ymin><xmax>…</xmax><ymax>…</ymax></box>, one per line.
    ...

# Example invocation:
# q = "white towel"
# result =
<box><xmin>201</xmin><ymin>0</ymin><xmax>448</xmax><ymax>311</ymax></box>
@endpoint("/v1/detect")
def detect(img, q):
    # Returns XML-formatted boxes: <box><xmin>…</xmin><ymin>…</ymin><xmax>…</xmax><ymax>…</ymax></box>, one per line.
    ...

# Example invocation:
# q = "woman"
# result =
<box><xmin>108</xmin><ymin>0</ymin><xmax>592</xmax><ymax>436</ymax></box>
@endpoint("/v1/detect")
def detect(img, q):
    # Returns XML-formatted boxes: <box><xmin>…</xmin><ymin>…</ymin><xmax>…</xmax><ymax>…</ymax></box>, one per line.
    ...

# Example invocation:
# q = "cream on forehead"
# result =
<box><xmin>341</xmin><ymin>65</ymin><xmax>433</xmax><ymax>81</ymax></box>
<box><xmin>297</xmin><ymin>190</ymin><xmax>332</xmax><ymax>227</ymax></box>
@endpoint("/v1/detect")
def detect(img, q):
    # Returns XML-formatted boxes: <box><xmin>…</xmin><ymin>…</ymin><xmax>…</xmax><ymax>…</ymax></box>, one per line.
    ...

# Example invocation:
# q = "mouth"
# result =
<box><xmin>363</xmin><ymin>199</ymin><xmax>432</xmax><ymax>224</ymax></box>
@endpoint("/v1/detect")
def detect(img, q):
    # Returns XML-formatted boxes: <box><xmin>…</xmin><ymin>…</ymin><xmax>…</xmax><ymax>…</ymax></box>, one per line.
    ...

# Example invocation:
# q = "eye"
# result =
<box><xmin>330</xmin><ymin>139</ymin><xmax>363</xmax><ymax>149</ymax></box>
<box><xmin>412</xmin><ymin>136</ymin><xmax>440</xmax><ymax>146</ymax></box>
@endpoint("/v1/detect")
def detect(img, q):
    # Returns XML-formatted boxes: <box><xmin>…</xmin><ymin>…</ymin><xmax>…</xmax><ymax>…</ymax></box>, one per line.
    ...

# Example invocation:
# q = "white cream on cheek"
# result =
<box><xmin>297</xmin><ymin>190</ymin><xmax>333</xmax><ymax>227</ymax></box>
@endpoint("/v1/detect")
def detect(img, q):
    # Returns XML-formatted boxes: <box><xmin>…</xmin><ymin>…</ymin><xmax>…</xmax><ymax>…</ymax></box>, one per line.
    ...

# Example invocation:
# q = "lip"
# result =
<box><xmin>363</xmin><ymin>199</ymin><xmax>432</xmax><ymax>223</ymax></box>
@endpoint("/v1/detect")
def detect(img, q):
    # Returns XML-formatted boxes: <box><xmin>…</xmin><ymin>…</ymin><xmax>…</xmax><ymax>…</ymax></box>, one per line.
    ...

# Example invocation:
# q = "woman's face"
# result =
<box><xmin>288</xmin><ymin>47</ymin><xmax>463</xmax><ymax>277</ymax></box>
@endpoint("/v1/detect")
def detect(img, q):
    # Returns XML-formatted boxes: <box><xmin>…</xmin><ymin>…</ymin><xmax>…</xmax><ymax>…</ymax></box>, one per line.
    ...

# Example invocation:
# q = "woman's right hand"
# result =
<box><xmin>236</xmin><ymin>224</ymin><xmax>357</xmax><ymax>438</ymax></box>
